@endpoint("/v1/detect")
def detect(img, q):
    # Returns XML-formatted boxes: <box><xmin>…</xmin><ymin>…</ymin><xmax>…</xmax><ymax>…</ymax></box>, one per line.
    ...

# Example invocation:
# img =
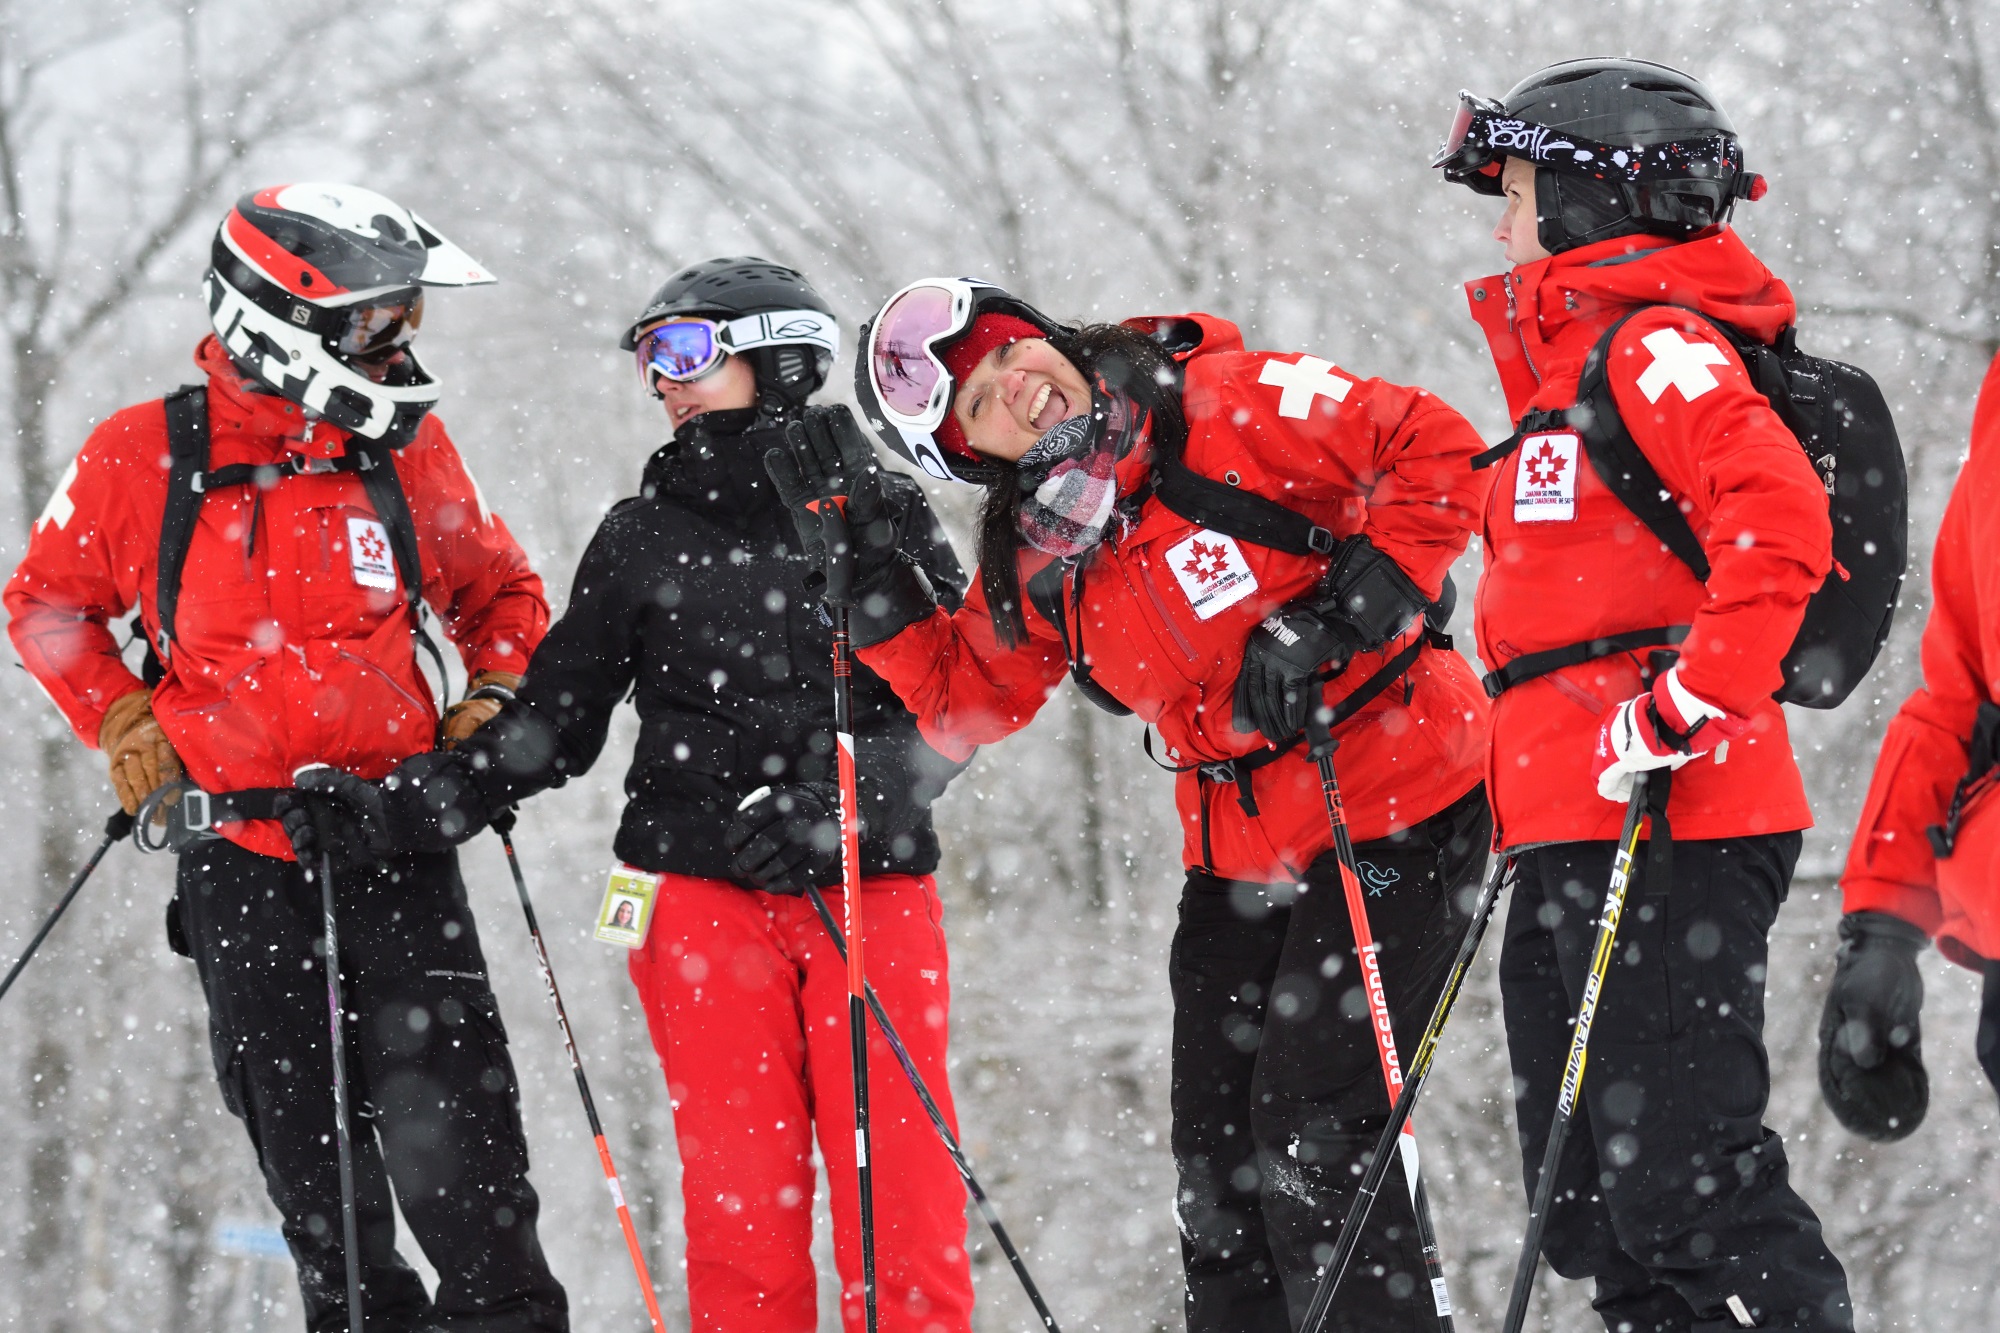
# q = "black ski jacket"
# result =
<box><xmin>463</xmin><ymin>422</ymin><xmax>969</xmax><ymax>882</ymax></box>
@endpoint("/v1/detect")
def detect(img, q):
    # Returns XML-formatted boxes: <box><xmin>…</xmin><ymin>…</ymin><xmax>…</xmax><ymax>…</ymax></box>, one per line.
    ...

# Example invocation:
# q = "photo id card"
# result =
<box><xmin>594</xmin><ymin>864</ymin><xmax>660</xmax><ymax>949</ymax></box>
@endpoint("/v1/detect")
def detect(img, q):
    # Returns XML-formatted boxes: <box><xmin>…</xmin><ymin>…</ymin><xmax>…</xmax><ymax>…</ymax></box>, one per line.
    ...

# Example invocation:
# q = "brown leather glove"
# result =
<box><xmin>441</xmin><ymin>670</ymin><xmax>523</xmax><ymax>748</ymax></box>
<box><xmin>99</xmin><ymin>690</ymin><xmax>184</xmax><ymax>816</ymax></box>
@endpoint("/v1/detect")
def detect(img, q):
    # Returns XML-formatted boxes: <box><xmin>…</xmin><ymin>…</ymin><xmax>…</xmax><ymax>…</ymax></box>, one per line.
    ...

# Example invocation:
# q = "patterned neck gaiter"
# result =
<box><xmin>1015</xmin><ymin>384</ymin><xmax>1148</xmax><ymax>558</ymax></box>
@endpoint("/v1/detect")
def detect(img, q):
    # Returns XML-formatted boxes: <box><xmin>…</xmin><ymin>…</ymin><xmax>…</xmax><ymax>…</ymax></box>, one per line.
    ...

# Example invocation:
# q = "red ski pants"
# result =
<box><xmin>627</xmin><ymin>873</ymin><xmax>974</xmax><ymax>1333</ymax></box>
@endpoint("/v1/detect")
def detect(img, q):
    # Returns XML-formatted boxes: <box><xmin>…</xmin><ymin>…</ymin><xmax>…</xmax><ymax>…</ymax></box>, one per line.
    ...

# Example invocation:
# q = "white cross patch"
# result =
<box><xmin>36</xmin><ymin>457</ymin><xmax>80</xmax><ymax>531</ymax></box>
<box><xmin>1634</xmin><ymin>328</ymin><xmax>1730</xmax><ymax>404</ymax></box>
<box><xmin>1258</xmin><ymin>355</ymin><xmax>1352</xmax><ymax>420</ymax></box>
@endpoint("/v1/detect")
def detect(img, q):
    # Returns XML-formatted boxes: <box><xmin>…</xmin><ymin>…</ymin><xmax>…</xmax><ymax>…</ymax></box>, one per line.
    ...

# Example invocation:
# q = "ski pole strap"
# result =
<box><xmin>1481</xmin><ymin>625</ymin><xmax>1690</xmax><ymax>699</ymax></box>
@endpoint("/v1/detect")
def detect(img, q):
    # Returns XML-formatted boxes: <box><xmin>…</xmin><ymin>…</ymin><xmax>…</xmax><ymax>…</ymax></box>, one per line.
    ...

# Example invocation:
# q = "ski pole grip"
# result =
<box><xmin>738</xmin><ymin>786</ymin><xmax>773</xmax><ymax>813</ymax></box>
<box><xmin>812</xmin><ymin>499</ymin><xmax>857</xmax><ymax>608</ymax></box>
<box><xmin>105</xmin><ymin>809</ymin><xmax>136</xmax><ymax>840</ymax></box>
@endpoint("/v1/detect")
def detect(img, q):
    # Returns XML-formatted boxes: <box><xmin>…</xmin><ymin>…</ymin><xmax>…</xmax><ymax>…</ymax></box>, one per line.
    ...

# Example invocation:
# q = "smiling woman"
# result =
<box><xmin>769</xmin><ymin>276</ymin><xmax>1498</xmax><ymax>1332</ymax></box>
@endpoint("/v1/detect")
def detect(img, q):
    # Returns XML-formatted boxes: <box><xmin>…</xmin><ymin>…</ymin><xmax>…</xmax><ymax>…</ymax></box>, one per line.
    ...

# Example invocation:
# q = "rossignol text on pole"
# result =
<box><xmin>1500</xmin><ymin>773</ymin><xmax>1652</xmax><ymax>1333</ymax></box>
<box><xmin>492</xmin><ymin>811</ymin><xmax>668</xmax><ymax>1333</ymax></box>
<box><xmin>1301</xmin><ymin>720</ymin><xmax>1455</xmax><ymax>1328</ymax></box>
<box><xmin>812</xmin><ymin>494</ymin><xmax>881</xmax><ymax>1333</ymax></box>
<box><xmin>1301</xmin><ymin>853</ymin><xmax>1511</xmax><ymax>1333</ymax></box>
<box><xmin>0</xmin><ymin>810</ymin><xmax>133</xmax><ymax>1008</ymax></box>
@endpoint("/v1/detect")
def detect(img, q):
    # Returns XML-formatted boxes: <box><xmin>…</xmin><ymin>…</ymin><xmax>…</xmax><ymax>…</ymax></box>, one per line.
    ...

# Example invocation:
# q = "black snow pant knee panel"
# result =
<box><xmin>1500</xmin><ymin>833</ymin><xmax>1853</xmax><ymax>1333</ymax></box>
<box><xmin>175</xmin><ymin>839</ymin><xmax>568</xmax><ymax>1333</ymax></box>
<box><xmin>1170</xmin><ymin>786</ymin><xmax>1491</xmax><ymax>1333</ymax></box>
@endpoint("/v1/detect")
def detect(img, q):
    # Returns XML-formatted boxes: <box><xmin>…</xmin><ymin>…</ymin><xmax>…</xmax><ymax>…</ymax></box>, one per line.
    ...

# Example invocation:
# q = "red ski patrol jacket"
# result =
<box><xmin>1841</xmin><ymin>353</ymin><xmax>2000</xmax><ymax>968</ymax></box>
<box><xmin>5</xmin><ymin>336</ymin><xmax>547</xmax><ymax>860</ymax></box>
<box><xmin>1468</xmin><ymin>229</ymin><xmax>1831</xmax><ymax>850</ymax></box>
<box><xmin>857</xmin><ymin>313</ymin><xmax>1490</xmax><ymax>884</ymax></box>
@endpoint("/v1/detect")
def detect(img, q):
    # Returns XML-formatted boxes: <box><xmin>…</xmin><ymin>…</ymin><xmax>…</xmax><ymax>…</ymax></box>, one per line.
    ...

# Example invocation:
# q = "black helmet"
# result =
<box><xmin>1433</xmin><ymin>58</ymin><xmax>1765</xmax><ymax>254</ymax></box>
<box><xmin>621</xmin><ymin>256</ymin><xmax>839</xmax><ymax>423</ymax></box>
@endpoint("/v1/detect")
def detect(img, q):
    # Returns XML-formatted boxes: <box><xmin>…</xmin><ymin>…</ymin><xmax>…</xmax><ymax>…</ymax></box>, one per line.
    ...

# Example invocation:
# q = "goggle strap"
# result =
<box><xmin>714</xmin><ymin>309</ymin><xmax>841</xmax><ymax>359</ymax></box>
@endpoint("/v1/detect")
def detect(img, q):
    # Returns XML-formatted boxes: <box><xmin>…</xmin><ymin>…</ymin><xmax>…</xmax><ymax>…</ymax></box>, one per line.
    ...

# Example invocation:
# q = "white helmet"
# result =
<box><xmin>204</xmin><ymin>183</ymin><xmax>495</xmax><ymax>446</ymax></box>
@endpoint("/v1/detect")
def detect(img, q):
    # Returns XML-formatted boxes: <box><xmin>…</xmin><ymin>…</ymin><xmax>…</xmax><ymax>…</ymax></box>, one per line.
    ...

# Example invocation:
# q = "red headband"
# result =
<box><xmin>934</xmin><ymin>313</ymin><xmax>1045</xmax><ymax>460</ymax></box>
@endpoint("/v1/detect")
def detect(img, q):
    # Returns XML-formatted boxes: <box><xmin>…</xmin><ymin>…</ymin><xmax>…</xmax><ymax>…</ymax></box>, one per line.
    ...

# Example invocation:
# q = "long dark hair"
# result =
<box><xmin>977</xmin><ymin>322</ymin><xmax>1188</xmax><ymax>647</ymax></box>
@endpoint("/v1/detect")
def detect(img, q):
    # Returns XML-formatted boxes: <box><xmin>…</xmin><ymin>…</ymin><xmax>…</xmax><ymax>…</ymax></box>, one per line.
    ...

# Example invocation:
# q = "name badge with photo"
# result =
<box><xmin>1513</xmin><ymin>430</ymin><xmax>1581</xmax><ymax>523</ymax></box>
<box><xmin>595</xmin><ymin>864</ymin><xmax>661</xmax><ymax>949</ymax></box>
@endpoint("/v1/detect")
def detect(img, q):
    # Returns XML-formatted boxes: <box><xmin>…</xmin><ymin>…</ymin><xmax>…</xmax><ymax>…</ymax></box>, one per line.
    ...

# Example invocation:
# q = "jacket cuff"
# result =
<box><xmin>1839</xmin><ymin>875</ymin><xmax>1944</xmax><ymax>938</ymax></box>
<box><xmin>849</xmin><ymin>556</ymin><xmax>939</xmax><ymax>649</ymax></box>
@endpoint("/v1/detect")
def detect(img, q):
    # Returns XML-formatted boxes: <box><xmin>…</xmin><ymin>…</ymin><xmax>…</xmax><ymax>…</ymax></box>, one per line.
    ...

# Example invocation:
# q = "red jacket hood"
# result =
<box><xmin>195</xmin><ymin>334</ymin><xmax>356</xmax><ymax>460</ymax></box>
<box><xmin>1467</xmin><ymin>228</ymin><xmax>1795</xmax><ymax>417</ymax></box>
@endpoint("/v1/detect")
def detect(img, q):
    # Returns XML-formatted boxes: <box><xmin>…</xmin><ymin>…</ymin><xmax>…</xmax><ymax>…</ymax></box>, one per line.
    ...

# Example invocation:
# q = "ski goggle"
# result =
<box><xmin>1432</xmin><ymin>89</ymin><xmax>1754</xmax><ymax>197</ymax></box>
<box><xmin>335</xmin><ymin>291</ymin><xmax>424</xmax><ymax>359</ymax></box>
<box><xmin>632</xmin><ymin>308</ymin><xmax>839</xmax><ymax>394</ymax></box>
<box><xmin>864</xmin><ymin>278</ymin><xmax>985</xmax><ymax>433</ymax></box>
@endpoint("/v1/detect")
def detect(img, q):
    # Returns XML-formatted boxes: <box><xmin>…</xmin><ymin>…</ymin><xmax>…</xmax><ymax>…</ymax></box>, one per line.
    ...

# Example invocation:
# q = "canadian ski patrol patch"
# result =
<box><xmin>347</xmin><ymin>516</ymin><xmax>399</xmax><ymax>590</ymax></box>
<box><xmin>1513</xmin><ymin>430</ymin><xmax>1580</xmax><ymax>523</ymax></box>
<box><xmin>1168</xmin><ymin>530</ymin><xmax>1258</xmax><ymax>619</ymax></box>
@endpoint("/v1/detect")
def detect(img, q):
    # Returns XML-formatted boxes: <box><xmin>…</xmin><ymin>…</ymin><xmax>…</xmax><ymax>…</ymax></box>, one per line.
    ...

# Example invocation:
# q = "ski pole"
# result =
<box><xmin>0</xmin><ymin>809</ymin><xmax>133</xmax><ymax>1008</ymax></box>
<box><xmin>796</xmin><ymin>878</ymin><xmax>1063</xmax><ymax>1333</ymax></box>
<box><xmin>1500</xmin><ymin>773</ymin><xmax>1651</xmax><ymax>1333</ymax></box>
<box><xmin>290</xmin><ymin>765</ymin><xmax>369</xmax><ymax>1333</ymax></box>
<box><xmin>812</xmin><ymin>494</ymin><xmax>880</xmax><ymax>1333</ymax></box>
<box><xmin>1300</xmin><ymin>723</ymin><xmax>1455</xmax><ymax>1329</ymax></box>
<box><xmin>1301</xmin><ymin>851</ymin><xmax>1511</xmax><ymax>1333</ymax></box>
<box><xmin>491</xmin><ymin>811</ymin><xmax>668</xmax><ymax>1333</ymax></box>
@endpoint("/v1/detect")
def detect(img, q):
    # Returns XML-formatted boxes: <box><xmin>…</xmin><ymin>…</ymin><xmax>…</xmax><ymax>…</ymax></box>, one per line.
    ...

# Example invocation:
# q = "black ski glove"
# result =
<box><xmin>725</xmin><ymin>783</ymin><xmax>844</xmax><ymax>894</ymax></box>
<box><xmin>1233</xmin><ymin>605</ymin><xmax>1365</xmax><ymax>744</ymax></box>
<box><xmin>1818</xmin><ymin>910</ymin><xmax>1930</xmax><ymax>1141</ymax></box>
<box><xmin>1233</xmin><ymin>536</ymin><xmax>1431</xmax><ymax>744</ymax></box>
<box><xmin>765</xmin><ymin>406</ymin><xmax>901</xmax><ymax>606</ymax></box>
<box><xmin>289</xmin><ymin>752</ymin><xmax>492</xmax><ymax>863</ymax></box>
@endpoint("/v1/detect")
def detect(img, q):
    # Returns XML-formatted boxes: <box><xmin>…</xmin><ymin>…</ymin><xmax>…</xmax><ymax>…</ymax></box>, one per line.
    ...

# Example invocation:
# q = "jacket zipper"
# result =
<box><xmin>336</xmin><ymin>648</ymin><xmax>432</xmax><ymax>718</ymax></box>
<box><xmin>1507</xmin><ymin>275</ymin><xmax>1542</xmax><ymax>385</ymax></box>
<box><xmin>1133</xmin><ymin>548</ymin><xmax>1199</xmax><ymax>660</ymax></box>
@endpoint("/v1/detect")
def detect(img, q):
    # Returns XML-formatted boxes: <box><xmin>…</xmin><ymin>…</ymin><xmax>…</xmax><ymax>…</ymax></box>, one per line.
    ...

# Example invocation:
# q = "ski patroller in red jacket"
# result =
<box><xmin>5</xmin><ymin>336</ymin><xmax>548</xmax><ymax>860</ymax></box>
<box><xmin>1841</xmin><ymin>353</ymin><xmax>2000</xmax><ymax>968</ymax></box>
<box><xmin>1467</xmin><ymin>228</ymin><xmax>1832</xmax><ymax>850</ymax></box>
<box><xmin>858</xmin><ymin>313</ymin><xmax>1491</xmax><ymax>885</ymax></box>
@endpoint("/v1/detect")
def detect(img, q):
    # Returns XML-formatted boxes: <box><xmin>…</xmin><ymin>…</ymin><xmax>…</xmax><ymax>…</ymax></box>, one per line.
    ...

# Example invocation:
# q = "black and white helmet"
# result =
<box><xmin>1433</xmin><ymin>58</ymin><xmax>1766</xmax><ymax>254</ymax></box>
<box><xmin>204</xmin><ymin>183</ymin><xmax>495</xmax><ymax>446</ymax></box>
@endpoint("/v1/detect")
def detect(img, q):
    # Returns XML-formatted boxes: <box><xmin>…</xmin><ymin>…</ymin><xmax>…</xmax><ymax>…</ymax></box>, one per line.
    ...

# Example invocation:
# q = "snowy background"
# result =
<box><xmin>3</xmin><ymin>1</ymin><xmax>1998</xmax><ymax>1329</ymax></box>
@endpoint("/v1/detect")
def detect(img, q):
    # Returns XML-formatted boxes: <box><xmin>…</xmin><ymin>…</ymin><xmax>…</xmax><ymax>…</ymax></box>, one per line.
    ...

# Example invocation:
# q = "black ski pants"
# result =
<box><xmin>1499</xmin><ymin>834</ymin><xmax>1852</xmax><ymax>1333</ymax></box>
<box><xmin>1170</xmin><ymin>784</ymin><xmax>1489</xmax><ymax>1333</ymax></box>
<box><xmin>177</xmin><ymin>837</ymin><xmax>567</xmax><ymax>1333</ymax></box>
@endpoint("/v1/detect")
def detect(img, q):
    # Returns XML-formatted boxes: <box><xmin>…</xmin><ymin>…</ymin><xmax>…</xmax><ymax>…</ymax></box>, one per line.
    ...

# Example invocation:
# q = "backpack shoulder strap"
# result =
<box><xmin>1150</xmin><ymin>449</ymin><xmax>1337</xmax><ymax>556</ymax></box>
<box><xmin>1575</xmin><ymin>307</ymin><xmax>1713</xmax><ymax>581</ymax></box>
<box><xmin>351</xmin><ymin>441</ymin><xmax>424</xmax><ymax>598</ymax></box>
<box><xmin>155</xmin><ymin>385</ymin><xmax>211</xmax><ymax>656</ymax></box>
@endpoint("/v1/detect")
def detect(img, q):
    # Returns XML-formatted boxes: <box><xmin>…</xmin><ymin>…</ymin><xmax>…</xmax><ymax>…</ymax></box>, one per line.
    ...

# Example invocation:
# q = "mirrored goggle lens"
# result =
<box><xmin>336</xmin><ymin>293</ymin><xmax>424</xmax><ymax>357</ymax></box>
<box><xmin>870</xmin><ymin>285</ymin><xmax>960</xmax><ymax>419</ymax></box>
<box><xmin>636</xmin><ymin>320</ymin><xmax>724</xmax><ymax>384</ymax></box>
<box><xmin>1433</xmin><ymin>91</ymin><xmax>1504</xmax><ymax>167</ymax></box>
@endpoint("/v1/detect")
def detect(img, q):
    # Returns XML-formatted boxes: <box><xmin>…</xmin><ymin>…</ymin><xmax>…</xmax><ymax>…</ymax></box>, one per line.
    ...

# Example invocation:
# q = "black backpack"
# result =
<box><xmin>1483</xmin><ymin>307</ymin><xmax>1907</xmax><ymax>709</ymax></box>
